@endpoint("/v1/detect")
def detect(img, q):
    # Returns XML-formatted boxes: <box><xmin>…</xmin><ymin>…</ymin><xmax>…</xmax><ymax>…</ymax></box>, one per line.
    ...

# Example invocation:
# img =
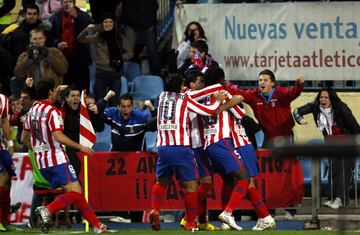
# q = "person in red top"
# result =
<box><xmin>226</xmin><ymin>69</ymin><xmax>305</xmax><ymax>219</ymax></box>
<box><xmin>226</xmin><ymin>69</ymin><xmax>304</xmax><ymax>142</ymax></box>
<box><xmin>21</xmin><ymin>80</ymin><xmax>106</xmax><ymax>234</ymax></box>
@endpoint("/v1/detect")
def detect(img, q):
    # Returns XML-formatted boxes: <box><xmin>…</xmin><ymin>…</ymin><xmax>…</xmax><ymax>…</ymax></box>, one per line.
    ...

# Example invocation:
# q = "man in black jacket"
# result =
<box><xmin>60</xmin><ymin>84</ymin><xmax>104</xmax><ymax>177</ymax></box>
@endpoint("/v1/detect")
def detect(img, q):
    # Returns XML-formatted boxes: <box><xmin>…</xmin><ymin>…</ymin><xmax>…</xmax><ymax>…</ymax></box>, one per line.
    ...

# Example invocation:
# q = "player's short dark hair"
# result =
<box><xmin>25</xmin><ymin>3</ymin><xmax>39</xmax><ymax>14</ymax></box>
<box><xmin>35</xmin><ymin>80</ymin><xmax>55</xmax><ymax>100</ymax></box>
<box><xmin>259</xmin><ymin>69</ymin><xmax>276</xmax><ymax>84</ymax></box>
<box><xmin>21</xmin><ymin>87</ymin><xmax>35</xmax><ymax>100</ymax></box>
<box><xmin>29</xmin><ymin>27</ymin><xmax>46</xmax><ymax>38</ymax></box>
<box><xmin>165</xmin><ymin>73</ymin><xmax>183</xmax><ymax>92</ymax></box>
<box><xmin>184</xmin><ymin>70</ymin><xmax>203</xmax><ymax>88</ymax></box>
<box><xmin>63</xmin><ymin>84</ymin><xmax>80</xmax><ymax>97</ymax></box>
<box><xmin>117</xmin><ymin>93</ymin><xmax>133</xmax><ymax>105</ymax></box>
<box><xmin>204</xmin><ymin>67</ymin><xmax>225</xmax><ymax>87</ymax></box>
<box><xmin>191</xmin><ymin>40</ymin><xmax>208</xmax><ymax>54</ymax></box>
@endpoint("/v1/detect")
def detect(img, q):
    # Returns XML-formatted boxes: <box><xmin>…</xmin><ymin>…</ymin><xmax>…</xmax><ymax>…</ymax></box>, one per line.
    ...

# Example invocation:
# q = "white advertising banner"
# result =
<box><xmin>10</xmin><ymin>153</ymin><xmax>33</xmax><ymax>224</ymax></box>
<box><xmin>173</xmin><ymin>2</ymin><xmax>360</xmax><ymax>81</ymax></box>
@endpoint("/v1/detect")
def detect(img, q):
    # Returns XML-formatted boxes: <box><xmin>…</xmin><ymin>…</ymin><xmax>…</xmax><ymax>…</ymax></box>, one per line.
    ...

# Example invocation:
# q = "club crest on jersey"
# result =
<box><xmin>159</xmin><ymin>124</ymin><xmax>177</xmax><ymax>130</ymax></box>
<box><xmin>58</xmin><ymin>116</ymin><xmax>63</xmax><ymax>125</ymax></box>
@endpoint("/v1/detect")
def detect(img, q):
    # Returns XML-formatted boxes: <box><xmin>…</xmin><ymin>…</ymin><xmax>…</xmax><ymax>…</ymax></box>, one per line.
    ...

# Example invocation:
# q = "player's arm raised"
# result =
<box><xmin>187</xmin><ymin>84</ymin><xmax>223</xmax><ymax>101</ymax></box>
<box><xmin>52</xmin><ymin>131</ymin><xmax>94</xmax><ymax>156</ymax></box>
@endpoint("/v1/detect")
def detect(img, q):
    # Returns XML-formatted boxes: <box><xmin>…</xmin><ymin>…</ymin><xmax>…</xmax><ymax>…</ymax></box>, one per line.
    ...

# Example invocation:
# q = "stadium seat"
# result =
<box><xmin>93</xmin><ymin>141</ymin><xmax>112</xmax><ymax>152</ymax></box>
<box><xmin>120</xmin><ymin>76</ymin><xmax>128</xmax><ymax>96</ymax></box>
<box><xmin>123</xmin><ymin>61</ymin><xmax>141</xmax><ymax>89</ymax></box>
<box><xmin>145</xmin><ymin>131</ymin><xmax>157</xmax><ymax>152</ymax></box>
<box><xmin>130</xmin><ymin>75</ymin><xmax>164</xmax><ymax>103</ymax></box>
<box><xmin>96</xmin><ymin>124</ymin><xmax>111</xmax><ymax>144</ymax></box>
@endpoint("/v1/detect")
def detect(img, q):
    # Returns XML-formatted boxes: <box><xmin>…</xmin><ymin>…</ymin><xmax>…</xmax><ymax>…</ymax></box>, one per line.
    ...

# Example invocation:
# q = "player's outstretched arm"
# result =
<box><xmin>217</xmin><ymin>95</ymin><xmax>244</xmax><ymax>114</ymax></box>
<box><xmin>53</xmin><ymin>131</ymin><xmax>94</xmax><ymax>156</ymax></box>
<box><xmin>2</xmin><ymin>117</ymin><xmax>14</xmax><ymax>155</ymax></box>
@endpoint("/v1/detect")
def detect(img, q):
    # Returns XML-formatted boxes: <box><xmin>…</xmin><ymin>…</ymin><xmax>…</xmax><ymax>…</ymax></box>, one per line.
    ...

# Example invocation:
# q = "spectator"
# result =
<box><xmin>8</xmin><ymin>95</ymin><xmax>22</xmax><ymax>152</ymax></box>
<box><xmin>225</xmin><ymin>69</ymin><xmax>305</xmax><ymax>219</ymax></box>
<box><xmin>182</xmin><ymin>40</ymin><xmax>218</xmax><ymax>76</ymax></box>
<box><xmin>293</xmin><ymin>87</ymin><xmax>360</xmax><ymax>209</ymax></box>
<box><xmin>36</xmin><ymin>0</ymin><xmax>62</xmax><ymax>22</ymax></box>
<box><xmin>117</xmin><ymin>0</ymin><xmax>160</xmax><ymax>75</ymax></box>
<box><xmin>3</xmin><ymin>3</ymin><xmax>54</xmax><ymax>60</ymax></box>
<box><xmin>177</xmin><ymin>21</ymin><xmax>207</xmax><ymax>69</ymax></box>
<box><xmin>98</xmin><ymin>91</ymin><xmax>154</xmax><ymax>152</ymax></box>
<box><xmin>59</xmin><ymin>84</ymin><xmax>104</xmax><ymax>177</ymax></box>
<box><xmin>226</xmin><ymin>69</ymin><xmax>304</xmax><ymax>144</ymax></box>
<box><xmin>49</xmin><ymin>0</ymin><xmax>92</xmax><ymax>91</ymax></box>
<box><xmin>9</xmin><ymin>87</ymin><xmax>35</xmax><ymax>149</ymax></box>
<box><xmin>14</xmin><ymin>27</ymin><xmax>68</xmax><ymax>89</ymax></box>
<box><xmin>77</xmin><ymin>13</ymin><xmax>133</xmax><ymax>105</ymax></box>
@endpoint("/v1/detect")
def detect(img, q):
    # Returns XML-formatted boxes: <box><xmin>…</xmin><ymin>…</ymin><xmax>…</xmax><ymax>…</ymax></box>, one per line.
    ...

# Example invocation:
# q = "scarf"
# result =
<box><xmin>60</xmin><ymin>10</ymin><xmax>75</xmax><ymax>57</ymax></box>
<box><xmin>317</xmin><ymin>106</ymin><xmax>333</xmax><ymax>135</ymax></box>
<box><xmin>101</xmin><ymin>30</ymin><xmax>121</xmax><ymax>68</ymax></box>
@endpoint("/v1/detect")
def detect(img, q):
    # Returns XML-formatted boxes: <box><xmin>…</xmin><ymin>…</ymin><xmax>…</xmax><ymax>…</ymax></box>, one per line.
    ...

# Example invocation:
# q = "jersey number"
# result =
<box><xmin>30</xmin><ymin>119</ymin><xmax>42</xmax><ymax>141</ymax></box>
<box><xmin>159</xmin><ymin>99</ymin><xmax>176</xmax><ymax>121</ymax></box>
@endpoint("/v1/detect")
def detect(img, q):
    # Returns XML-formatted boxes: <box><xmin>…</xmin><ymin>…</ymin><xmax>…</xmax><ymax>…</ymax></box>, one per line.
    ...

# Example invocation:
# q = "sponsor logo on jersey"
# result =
<box><xmin>159</xmin><ymin>124</ymin><xmax>177</xmax><ymax>130</ymax></box>
<box><xmin>204</xmin><ymin>128</ymin><xmax>217</xmax><ymax>135</ymax></box>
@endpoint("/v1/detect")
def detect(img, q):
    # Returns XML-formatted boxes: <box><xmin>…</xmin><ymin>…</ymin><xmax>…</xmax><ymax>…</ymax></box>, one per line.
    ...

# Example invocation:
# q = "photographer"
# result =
<box><xmin>77</xmin><ymin>12</ymin><xmax>133</xmax><ymax>106</ymax></box>
<box><xmin>13</xmin><ymin>27</ymin><xmax>68</xmax><ymax>88</ymax></box>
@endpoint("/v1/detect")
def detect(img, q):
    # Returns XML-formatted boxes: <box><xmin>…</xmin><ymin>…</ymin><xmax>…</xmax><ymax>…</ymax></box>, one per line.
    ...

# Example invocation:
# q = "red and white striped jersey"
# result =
<box><xmin>156</xmin><ymin>91</ymin><xmax>221</xmax><ymax>147</ymax></box>
<box><xmin>202</xmin><ymin>95</ymin><xmax>246</xmax><ymax>149</ymax></box>
<box><xmin>230</xmin><ymin>111</ymin><xmax>252</xmax><ymax>148</ymax></box>
<box><xmin>188</xmin><ymin>111</ymin><xmax>204</xmax><ymax>148</ymax></box>
<box><xmin>186</xmin><ymin>84</ymin><xmax>223</xmax><ymax>148</ymax></box>
<box><xmin>24</xmin><ymin>100</ymin><xmax>69</xmax><ymax>169</ymax></box>
<box><xmin>0</xmin><ymin>94</ymin><xmax>9</xmax><ymax>151</ymax></box>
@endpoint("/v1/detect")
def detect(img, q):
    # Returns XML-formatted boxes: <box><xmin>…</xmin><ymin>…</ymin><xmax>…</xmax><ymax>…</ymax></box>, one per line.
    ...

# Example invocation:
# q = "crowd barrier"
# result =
<box><xmin>10</xmin><ymin>150</ymin><xmax>303</xmax><ymax>223</ymax></box>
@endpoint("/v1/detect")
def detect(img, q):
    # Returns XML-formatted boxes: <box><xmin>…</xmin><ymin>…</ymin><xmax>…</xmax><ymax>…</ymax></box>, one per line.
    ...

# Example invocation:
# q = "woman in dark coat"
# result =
<box><xmin>293</xmin><ymin>87</ymin><xmax>360</xmax><ymax>209</ymax></box>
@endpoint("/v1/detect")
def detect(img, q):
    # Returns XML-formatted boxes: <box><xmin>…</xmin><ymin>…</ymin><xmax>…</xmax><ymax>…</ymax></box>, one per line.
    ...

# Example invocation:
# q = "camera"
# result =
<box><xmin>188</xmin><ymin>30</ymin><xmax>195</xmax><ymax>42</ymax></box>
<box><xmin>27</xmin><ymin>43</ymin><xmax>39</xmax><ymax>50</ymax></box>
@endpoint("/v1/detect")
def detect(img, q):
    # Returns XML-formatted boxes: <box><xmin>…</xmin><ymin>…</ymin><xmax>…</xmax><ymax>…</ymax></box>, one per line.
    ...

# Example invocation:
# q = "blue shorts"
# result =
<box><xmin>156</xmin><ymin>146</ymin><xmax>198</xmax><ymax>182</ymax></box>
<box><xmin>0</xmin><ymin>150</ymin><xmax>16</xmax><ymax>177</ymax></box>
<box><xmin>193</xmin><ymin>147</ymin><xmax>213</xmax><ymax>178</ymax></box>
<box><xmin>236</xmin><ymin>144</ymin><xmax>260</xmax><ymax>177</ymax></box>
<box><xmin>205</xmin><ymin>139</ymin><xmax>244</xmax><ymax>176</ymax></box>
<box><xmin>40</xmin><ymin>162</ymin><xmax>78</xmax><ymax>189</ymax></box>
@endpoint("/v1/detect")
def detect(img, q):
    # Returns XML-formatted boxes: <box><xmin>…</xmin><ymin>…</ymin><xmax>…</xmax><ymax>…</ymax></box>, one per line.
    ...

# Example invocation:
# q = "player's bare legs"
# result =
<box><xmin>35</xmin><ymin>180</ymin><xmax>106</xmax><ymax>233</ymax></box>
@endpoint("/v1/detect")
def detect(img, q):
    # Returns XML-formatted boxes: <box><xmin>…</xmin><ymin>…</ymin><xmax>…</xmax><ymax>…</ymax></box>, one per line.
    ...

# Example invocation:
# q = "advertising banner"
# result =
<box><xmin>173</xmin><ymin>2</ymin><xmax>360</xmax><ymax>81</ymax></box>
